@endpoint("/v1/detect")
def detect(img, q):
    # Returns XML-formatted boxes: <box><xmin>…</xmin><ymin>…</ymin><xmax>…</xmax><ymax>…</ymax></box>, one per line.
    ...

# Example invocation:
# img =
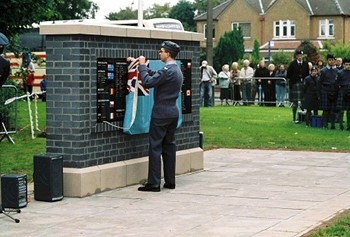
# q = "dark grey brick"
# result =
<box><xmin>45</xmin><ymin>34</ymin><xmax>201</xmax><ymax>168</ymax></box>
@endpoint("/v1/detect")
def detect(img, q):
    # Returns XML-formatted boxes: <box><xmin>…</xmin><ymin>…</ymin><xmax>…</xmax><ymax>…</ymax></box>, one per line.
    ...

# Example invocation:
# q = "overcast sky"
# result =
<box><xmin>92</xmin><ymin>0</ymin><xmax>192</xmax><ymax>20</ymax></box>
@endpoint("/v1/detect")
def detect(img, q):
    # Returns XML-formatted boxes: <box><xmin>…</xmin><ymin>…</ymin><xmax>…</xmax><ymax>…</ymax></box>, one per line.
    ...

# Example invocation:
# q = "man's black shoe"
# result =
<box><xmin>138</xmin><ymin>184</ymin><xmax>160</xmax><ymax>192</ymax></box>
<box><xmin>163</xmin><ymin>183</ymin><xmax>176</xmax><ymax>189</ymax></box>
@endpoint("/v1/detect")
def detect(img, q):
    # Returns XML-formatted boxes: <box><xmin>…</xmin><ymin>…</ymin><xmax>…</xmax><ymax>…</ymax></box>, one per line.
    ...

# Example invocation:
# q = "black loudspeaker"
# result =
<box><xmin>33</xmin><ymin>154</ymin><xmax>63</xmax><ymax>202</ymax></box>
<box><xmin>1</xmin><ymin>174</ymin><xmax>27</xmax><ymax>208</ymax></box>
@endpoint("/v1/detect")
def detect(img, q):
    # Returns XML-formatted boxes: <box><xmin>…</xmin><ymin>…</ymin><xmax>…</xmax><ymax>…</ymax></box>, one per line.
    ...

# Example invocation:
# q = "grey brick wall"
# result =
<box><xmin>45</xmin><ymin>34</ymin><xmax>201</xmax><ymax>168</ymax></box>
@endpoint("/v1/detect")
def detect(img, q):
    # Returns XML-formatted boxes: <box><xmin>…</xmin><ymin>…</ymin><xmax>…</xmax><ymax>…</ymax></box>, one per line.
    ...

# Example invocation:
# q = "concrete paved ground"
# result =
<box><xmin>1</xmin><ymin>148</ymin><xmax>350</xmax><ymax>237</ymax></box>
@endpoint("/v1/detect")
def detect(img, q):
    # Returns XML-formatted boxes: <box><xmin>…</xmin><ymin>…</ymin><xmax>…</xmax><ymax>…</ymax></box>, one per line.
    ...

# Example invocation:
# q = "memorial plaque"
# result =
<box><xmin>97</xmin><ymin>58</ymin><xmax>128</xmax><ymax>123</ymax></box>
<box><xmin>96</xmin><ymin>58</ymin><xmax>192</xmax><ymax>124</ymax></box>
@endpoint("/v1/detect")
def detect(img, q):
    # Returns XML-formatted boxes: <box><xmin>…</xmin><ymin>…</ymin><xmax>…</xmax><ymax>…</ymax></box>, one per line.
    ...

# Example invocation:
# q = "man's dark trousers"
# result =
<box><xmin>147</xmin><ymin>117</ymin><xmax>178</xmax><ymax>186</ymax></box>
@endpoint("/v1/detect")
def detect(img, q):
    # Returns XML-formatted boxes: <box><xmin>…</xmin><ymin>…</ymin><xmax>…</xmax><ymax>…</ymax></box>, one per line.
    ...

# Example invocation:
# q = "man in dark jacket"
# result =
<box><xmin>319</xmin><ymin>54</ymin><xmax>338</xmax><ymax>129</ymax></box>
<box><xmin>287</xmin><ymin>49</ymin><xmax>310</xmax><ymax>123</ymax></box>
<box><xmin>303</xmin><ymin>66</ymin><xmax>320</xmax><ymax>126</ymax></box>
<box><xmin>137</xmin><ymin>41</ymin><xmax>183</xmax><ymax>192</ymax></box>
<box><xmin>254</xmin><ymin>60</ymin><xmax>269</xmax><ymax>106</ymax></box>
<box><xmin>0</xmin><ymin>32</ymin><xmax>10</xmax><ymax>87</ymax></box>
<box><xmin>336</xmin><ymin>57</ymin><xmax>350</xmax><ymax>130</ymax></box>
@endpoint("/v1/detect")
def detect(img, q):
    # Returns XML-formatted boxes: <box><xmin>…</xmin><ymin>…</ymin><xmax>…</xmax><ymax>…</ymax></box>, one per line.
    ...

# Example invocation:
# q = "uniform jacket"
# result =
<box><xmin>139</xmin><ymin>62</ymin><xmax>183</xmax><ymax>119</ymax></box>
<box><xmin>303</xmin><ymin>74</ymin><xmax>320</xmax><ymax>110</ymax></box>
<box><xmin>287</xmin><ymin>60</ymin><xmax>309</xmax><ymax>87</ymax></box>
<box><xmin>336</xmin><ymin>69</ymin><xmax>350</xmax><ymax>87</ymax></box>
<box><xmin>303</xmin><ymin>74</ymin><xmax>320</xmax><ymax>95</ymax></box>
<box><xmin>319</xmin><ymin>66</ymin><xmax>338</xmax><ymax>91</ymax></box>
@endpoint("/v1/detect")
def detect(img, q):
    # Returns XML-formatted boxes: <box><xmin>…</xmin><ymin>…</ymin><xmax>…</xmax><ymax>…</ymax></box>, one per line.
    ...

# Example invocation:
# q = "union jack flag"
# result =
<box><xmin>127</xmin><ymin>58</ymin><xmax>150</xmax><ymax>96</ymax></box>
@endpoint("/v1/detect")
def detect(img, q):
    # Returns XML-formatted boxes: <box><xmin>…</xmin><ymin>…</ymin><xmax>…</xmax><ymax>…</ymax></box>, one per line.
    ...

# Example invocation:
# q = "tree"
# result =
<box><xmin>192</xmin><ymin>0</ymin><xmax>227</xmax><ymax>16</ymax></box>
<box><xmin>271</xmin><ymin>51</ymin><xmax>292</xmax><ymax>69</ymax></box>
<box><xmin>106</xmin><ymin>3</ymin><xmax>171</xmax><ymax>21</ymax></box>
<box><xmin>55</xmin><ymin>0</ymin><xmax>99</xmax><ymax>20</ymax></box>
<box><xmin>169</xmin><ymin>0</ymin><xmax>195</xmax><ymax>31</ymax></box>
<box><xmin>144</xmin><ymin>3</ymin><xmax>171</xmax><ymax>19</ymax></box>
<box><xmin>328</xmin><ymin>41</ymin><xmax>350</xmax><ymax>59</ymax></box>
<box><xmin>0</xmin><ymin>0</ymin><xmax>98</xmax><ymax>52</ymax></box>
<box><xmin>299</xmin><ymin>40</ymin><xmax>319</xmax><ymax>65</ymax></box>
<box><xmin>213</xmin><ymin>28</ymin><xmax>244</xmax><ymax>70</ymax></box>
<box><xmin>107</xmin><ymin>7</ymin><xmax>137</xmax><ymax>20</ymax></box>
<box><xmin>0</xmin><ymin>0</ymin><xmax>55</xmax><ymax>46</ymax></box>
<box><xmin>251</xmin><ymin>39</ymin><xmax>261</xmax><ymax>68</ymax></box>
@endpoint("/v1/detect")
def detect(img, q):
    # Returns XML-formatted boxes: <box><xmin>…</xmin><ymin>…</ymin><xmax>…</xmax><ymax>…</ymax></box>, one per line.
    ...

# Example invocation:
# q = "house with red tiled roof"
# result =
<box><xmin>194</xmin><ymin>0</ymin><xmax>350</xmax><ymax>56</ymax></box>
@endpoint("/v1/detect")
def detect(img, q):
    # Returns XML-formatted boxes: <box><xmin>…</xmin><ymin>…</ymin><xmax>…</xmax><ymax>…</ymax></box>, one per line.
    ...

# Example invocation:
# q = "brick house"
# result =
<box><xmin>194</xmin><ymin>0</ymin><xmax>350</xmax><ymax>55</ymax></box>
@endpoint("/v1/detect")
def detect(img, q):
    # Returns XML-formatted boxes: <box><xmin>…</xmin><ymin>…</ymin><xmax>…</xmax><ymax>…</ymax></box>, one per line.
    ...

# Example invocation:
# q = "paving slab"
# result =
<box><xmin>1</xmin><ymin>148</ymin><xmax>350</xmax><ymax>237</ymax></box>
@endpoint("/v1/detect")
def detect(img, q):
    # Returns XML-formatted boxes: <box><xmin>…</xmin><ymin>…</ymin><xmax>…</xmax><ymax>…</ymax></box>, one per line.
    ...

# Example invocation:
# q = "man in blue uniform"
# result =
<box><xmin>303</xmin><ymin>66</ymin><xmax>320</xmax><ymax>127</ymax></box>
<box><xmin>319</xmin><ymin>54</ymin><xmax>338</xmax><ymax>129</ymax></box>
<box><xmin>0</xmin><ymin>33</ymin><xmax>10</xmax><ymax>87</ymax></box>
<box><xmin>336</xmin><ymin>57</ymin><xmax>350</xmax><ymax>130</ymax></box>
<box><xmin>137</xmin><ymin>41</ymin><xmax>183</xmax><ymax>192</ymax></box>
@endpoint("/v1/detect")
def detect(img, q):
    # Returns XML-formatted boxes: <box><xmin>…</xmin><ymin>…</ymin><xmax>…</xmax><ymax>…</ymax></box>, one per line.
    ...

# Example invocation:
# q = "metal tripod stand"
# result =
<box><xmin>0</xmin><ymin>121</ymin><xmax>15</xmax><ymax>144</ymax></box>
<box><xmin>0</xmin><ymin>170</ymin><xmax>21</xmax><ymax>224</ymax></box>
<box><xmin>0</xmin><ymin>204</ymin><xmax>20</xmax><ymax>223</ymax></box>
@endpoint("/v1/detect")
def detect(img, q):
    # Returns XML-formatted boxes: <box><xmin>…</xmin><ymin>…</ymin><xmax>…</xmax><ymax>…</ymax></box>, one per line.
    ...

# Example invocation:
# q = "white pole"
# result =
<box><xmin>27</xmin><ymin>92</ymin><xmax>35</xmax><ymax>139</ymax></box>
<box><xmin>34</xmin><ymin>93</ymin><xmax>41</xmax><ymax>131</ymax></box>
<box><xmin>138</xmin><ymin>0</ymin><xmax>143</xmax><ymax>27</ymax></box>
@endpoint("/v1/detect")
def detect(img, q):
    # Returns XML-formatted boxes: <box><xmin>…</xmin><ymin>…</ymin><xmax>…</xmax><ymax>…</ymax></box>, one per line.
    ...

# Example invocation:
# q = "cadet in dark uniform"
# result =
<box><xmin>319</xmin><ymin>54</ymin><xmax>338</xmax><ymax>129</ymax></box>
<box><xmin>287</xmin><ymin>49</ymin><xmax>310</xmax><ymax>123</ymax></box>
<box><xmin>0</xmin><ymin>32</ymin><xmax>10</xmax><ymax>87</ymax></box>
<box><xmin>336</xmin><ymin>57</ymin><xmax>350</xmax><ymax>130</ymax></box>
<box><xmin>137</xmin><ymin>41</ymin><xmax>183</xmax><ymax>192</ymax></box>
<box><xmin>303</xmin><ymin>66</ymin><xmax>320</xmax><ymax>127</ymax></box>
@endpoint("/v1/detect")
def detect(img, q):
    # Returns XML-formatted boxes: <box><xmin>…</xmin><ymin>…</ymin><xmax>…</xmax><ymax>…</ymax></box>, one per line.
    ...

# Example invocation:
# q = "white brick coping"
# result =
<box><xmin>39</xmin><ymin>21</ymin><xmax>204</xmax><ymax>42</ymax></box>
<box><xmin>62</xmin><ymin>148</ymin><xmax>203</xmax><ymax>197</ymax></box>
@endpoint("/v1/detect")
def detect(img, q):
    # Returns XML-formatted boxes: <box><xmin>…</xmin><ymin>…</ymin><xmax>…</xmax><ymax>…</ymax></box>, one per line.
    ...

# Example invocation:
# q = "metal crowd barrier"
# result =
<box><xmin>0</xmin><ymin>85</ymin><xmax>18</xmax><ymax>142</ymax></box>
<box><xmin>215</xmin><ymin>77</ymin><xmax>288</xmax><ymax>106</ymax></box>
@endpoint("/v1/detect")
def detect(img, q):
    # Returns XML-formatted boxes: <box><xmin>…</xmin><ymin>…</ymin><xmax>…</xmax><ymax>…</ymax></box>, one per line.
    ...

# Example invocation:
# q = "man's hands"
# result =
<box><xmin>127</xmin><ymin>57</ymin><xmax>134</xmax><ymax>62</ymax></box>
<box><xmin>138</xmin><ymin>56</ymin><xmax>146</xmax><ymax>65</ymax></box>
<box><xmin>127</xmin><ymin>56</ymin><xmax>146</xmax><ymax>65</ymax></box>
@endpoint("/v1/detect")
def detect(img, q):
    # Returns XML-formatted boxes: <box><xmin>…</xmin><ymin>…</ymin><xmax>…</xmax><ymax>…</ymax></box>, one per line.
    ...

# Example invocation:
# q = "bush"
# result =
<box><xmin>271</xmin><ymin>51</ymin><xmax>293</xmax><ymax>69</ymax></box>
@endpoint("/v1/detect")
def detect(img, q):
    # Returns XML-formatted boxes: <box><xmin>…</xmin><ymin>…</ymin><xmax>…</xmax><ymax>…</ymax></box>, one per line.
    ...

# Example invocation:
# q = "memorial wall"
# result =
<box><xmin>40</xmin><ymin>21</ymin><xmax>204</xmax><ymax>197</ymax></box>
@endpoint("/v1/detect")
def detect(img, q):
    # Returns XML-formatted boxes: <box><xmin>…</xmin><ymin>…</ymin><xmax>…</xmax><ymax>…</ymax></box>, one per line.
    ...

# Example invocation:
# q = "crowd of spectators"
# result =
<box><xmin>200</xmin><ymin>49</ymin><xmax>350</xmax><ymax>130</ymax></box>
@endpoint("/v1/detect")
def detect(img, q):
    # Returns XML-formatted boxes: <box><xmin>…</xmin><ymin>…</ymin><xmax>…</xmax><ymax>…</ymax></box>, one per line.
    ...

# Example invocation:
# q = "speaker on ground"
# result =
<box><xmin>33</xmin><ymin>154</ymin><xmax>63</xmax><ymax>202</ymax></box>
<box><xmin>1</xmin><ymin>174</ymin><xmax>27</xmax><ymax>209</ymax></box>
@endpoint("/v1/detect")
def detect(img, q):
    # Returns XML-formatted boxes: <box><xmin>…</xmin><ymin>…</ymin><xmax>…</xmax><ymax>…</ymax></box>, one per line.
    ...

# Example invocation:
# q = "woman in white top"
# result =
<box><xmin>218</xmin><ymin>64</ymin><xmax>231</xmax><ymax>105</ymax></box>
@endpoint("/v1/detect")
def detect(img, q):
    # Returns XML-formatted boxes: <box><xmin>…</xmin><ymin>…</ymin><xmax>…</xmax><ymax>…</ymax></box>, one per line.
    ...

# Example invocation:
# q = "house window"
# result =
<box><xmin>232</xmin><ymin>22</ymin><xmax>251</xmax><ymax>38</ymax></box>
<box><xmin>204</xmin><ymin>24</ymin><xmax>215</xmax><ymax>39</ymax></box>
<box><xmin>320</xmin><ymin>19</ymin><xmax>334</xmax><ymax>37</ymax></box>
<box><xmin>274</xmin><ymin>20</ymin><xmax>295</xmax><ymax>38</ymax></box>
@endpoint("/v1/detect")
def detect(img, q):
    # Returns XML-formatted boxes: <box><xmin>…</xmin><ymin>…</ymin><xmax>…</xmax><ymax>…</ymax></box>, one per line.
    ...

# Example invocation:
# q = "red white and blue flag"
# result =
<box><xmin>127</xmin><ymin>58</ymin><xmax>149</xmax><ymax>96</ymax></box>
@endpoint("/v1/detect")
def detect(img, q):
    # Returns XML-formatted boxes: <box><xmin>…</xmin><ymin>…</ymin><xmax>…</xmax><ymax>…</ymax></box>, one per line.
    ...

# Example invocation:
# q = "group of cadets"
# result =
<box><xmin>302</xmin><ymin>53</ymin><xmax>350</xmax><ymax>130</ymax></box>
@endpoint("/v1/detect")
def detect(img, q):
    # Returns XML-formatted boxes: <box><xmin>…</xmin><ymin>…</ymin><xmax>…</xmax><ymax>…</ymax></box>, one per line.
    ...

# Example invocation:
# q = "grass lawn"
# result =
<box><xmin>301</xmin><ymin>209</ymin><xmax>350</xmax><ymax>237</ymax></box>
<box><xmin>200</xmin><ymin>106</ymin><xmax>350</xmax><ymax>152</ymax></box>
<box><xmin>1</xmin><ymin>102</ymin><xmax>350</xmax><ymax>236</ymax></box>
<box><xmin>0</xmin><ymin>99</ymin><xmax>46</xmax><ymax>181</ymax></box>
